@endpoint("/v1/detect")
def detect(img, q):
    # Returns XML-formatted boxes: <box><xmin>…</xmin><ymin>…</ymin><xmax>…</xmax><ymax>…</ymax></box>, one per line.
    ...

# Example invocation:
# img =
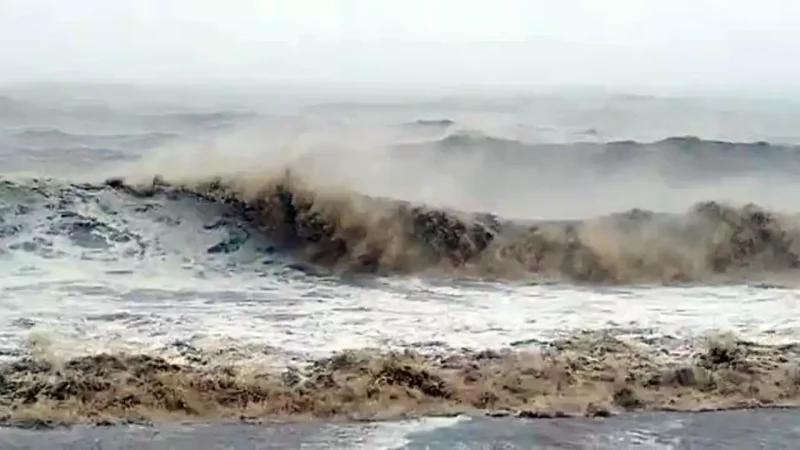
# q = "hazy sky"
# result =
<box><xmin>0</xmin><ymin>0</ymin><xmax>797</xmax><ymax>91</ymax></box>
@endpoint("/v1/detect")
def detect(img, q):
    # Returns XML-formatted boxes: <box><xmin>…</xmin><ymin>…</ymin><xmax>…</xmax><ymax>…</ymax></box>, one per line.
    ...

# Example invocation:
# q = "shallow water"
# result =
<box><xmin>3</xmin><ymin>409</ymin><xmax>800</xmax><ymax>449</ymax></box>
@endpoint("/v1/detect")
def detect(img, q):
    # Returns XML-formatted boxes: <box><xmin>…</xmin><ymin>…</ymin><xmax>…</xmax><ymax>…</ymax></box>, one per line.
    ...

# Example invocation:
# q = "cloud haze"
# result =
<box><xmin>0</xmin><ymin>0</ymin><xmax>796</xmax><ymax>92</ymax></box>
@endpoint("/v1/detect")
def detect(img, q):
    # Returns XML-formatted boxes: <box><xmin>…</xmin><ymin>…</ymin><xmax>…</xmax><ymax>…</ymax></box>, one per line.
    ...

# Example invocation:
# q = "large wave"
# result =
<box><xmin>2</xmin><ymin>172</ymin><xmax>799</xmax><ymax>284</ymax></box>
<box><xmin>4</xmin><ymin>124</ymin><xmax>800</xmax><ymax>284</ymax></box>
<box><xmin>89</xmin><ymin>169</ymin><xmax>800</xmax><ymax>284</ymax></box>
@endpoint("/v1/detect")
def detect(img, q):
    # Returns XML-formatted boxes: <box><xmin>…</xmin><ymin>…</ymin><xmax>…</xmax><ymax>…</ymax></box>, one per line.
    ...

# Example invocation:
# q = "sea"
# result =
<box><xmin>2</xmin><ymin>84</ymin><xmax>800</xmax><ymax>449</ymax></box>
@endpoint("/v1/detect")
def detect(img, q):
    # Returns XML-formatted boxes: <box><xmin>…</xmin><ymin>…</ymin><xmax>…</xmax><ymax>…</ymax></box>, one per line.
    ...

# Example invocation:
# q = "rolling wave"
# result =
<box><xmin>2</xmin><ymin>109</ymin><xmax>800</xmax><ymax>284</ymax></box>
<box><xmin>8</xmin><ymin>128</ymin><xmax>178</xmax><ymax>149</ymax></box>
<box><xmin>3</xmin><ymin>170</ymin><xmax>799</xmax><ymax>285</ymax></box>
<box><xmin>400</xmin><ymin>131</ymin><xmax>800</xmax><ymax>175</ymax></box>
<box><xmin>125</xmin><ymin>172</ymin><xmax>800</xmax><ymax>284</ymax></box>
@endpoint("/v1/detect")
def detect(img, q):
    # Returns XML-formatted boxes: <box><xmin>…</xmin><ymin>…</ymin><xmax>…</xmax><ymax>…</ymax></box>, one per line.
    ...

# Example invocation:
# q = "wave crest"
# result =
<box><xmin>104</xmin><ymin>172</ymin><xmax>800</xmax><ymax>284</ymax></box>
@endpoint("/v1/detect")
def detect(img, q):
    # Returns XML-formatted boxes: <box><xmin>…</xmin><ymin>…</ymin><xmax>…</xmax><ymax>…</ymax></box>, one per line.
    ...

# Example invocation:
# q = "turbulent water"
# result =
<box><xmin>3</xmin><ymin>86</ymin><xmax>800</xmax><ymax>448</ymax></box>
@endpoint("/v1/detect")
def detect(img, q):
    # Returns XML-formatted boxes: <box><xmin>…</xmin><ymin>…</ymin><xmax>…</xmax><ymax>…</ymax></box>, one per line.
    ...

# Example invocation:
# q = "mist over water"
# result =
<box><xmin>81</xmin><ymin>99</ymin><xmax>800</xmax><ymax>285</ymax></box>
<box><xmin>110</xmin><ymin>104</ymin><xmax>800</xmax><ymax>221</ymax></box>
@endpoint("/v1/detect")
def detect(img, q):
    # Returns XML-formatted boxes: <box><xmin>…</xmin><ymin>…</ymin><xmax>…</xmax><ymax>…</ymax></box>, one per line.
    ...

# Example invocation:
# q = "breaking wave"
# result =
<box><xmin>3</xmin><ymin>167</ymin><xmax>800</xmax><ymax>284</ymax></box>
<box><xmin>5</xmin><ymin>124</ymin><xmax>800</xmax><ymax>285</ymax></box>
<box><xmin>2</xmin><ymin>333</ymin><xmax>799</xmax><ymax>426</ymax></box>
<box><xmin>113</xmin><ymin>171</ymin><xmax>800</xmax><ymax>284</ymax></box>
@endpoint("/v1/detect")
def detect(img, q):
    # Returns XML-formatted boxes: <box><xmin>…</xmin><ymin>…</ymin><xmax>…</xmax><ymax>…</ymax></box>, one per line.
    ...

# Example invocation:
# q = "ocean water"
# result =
<box><xmin>2</xmin><ymin>85</ymin><xmax>800</xmax><ymax>448</ymax></box>
<box><xmin>3</xmin><ymin>411</ymin><xmax>800</xmax><ymax>449</ymax></box>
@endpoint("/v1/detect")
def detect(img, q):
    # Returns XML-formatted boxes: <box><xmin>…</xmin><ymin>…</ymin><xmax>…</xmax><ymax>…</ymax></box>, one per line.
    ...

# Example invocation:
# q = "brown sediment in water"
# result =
<box><xmin>3</xmin><ymin>334</ymin><xmax>800</xmax><ymax>427</ymax></box>
<box><xmin>104</xmin><ymin>172</ymin><xmax>800</xmax><ymax>284</ymax></box>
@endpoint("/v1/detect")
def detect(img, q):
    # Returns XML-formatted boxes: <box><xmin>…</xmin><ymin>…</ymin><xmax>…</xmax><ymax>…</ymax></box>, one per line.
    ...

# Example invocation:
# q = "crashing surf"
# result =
<box><xmin>89</xmin><ymin>171</ymin><xmax>800</xmax><ymax>284</ymax></box>
<box><xmin>2</xmin><ymin>333</ymin><xmax>799</xmax><ymax>427</ymax></box>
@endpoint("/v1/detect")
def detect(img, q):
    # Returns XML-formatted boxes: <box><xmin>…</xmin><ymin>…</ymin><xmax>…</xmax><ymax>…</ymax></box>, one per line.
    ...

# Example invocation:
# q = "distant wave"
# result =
<box><xmin>12</xmin><ymin>128</ymin><xmax>176</xmax><ymax>141</ymax></box>
<box><xmin>405</xmin><ymin>118</ymin><xmax>456</xmax><ymax>128</ymax></box>
<box><xmin>0</xmin><ymin>94</ymin><xmax>255</xmax><ymax>131</ymax></box>
<box><xmin>9</xmin><ymin>127</ymin><xmax>178</xmax><ymax>149</ymax></box>
<box><xmin>394</xmin><ymin>131</ymin><xmax>800</xmax><ymax>176</ymax></box>
<box><xmin>0</xmin><ymin>128</ymin><xmax>177</xmax><ymax>168</ymax></box>
<box><xmin>136</xmin><ymin>110</ymin><xmax>255</xmax><ymax>127</ymax></box>
<box><xmin>413</xmin><ymin>130</ymin><xmax>793</xmax><ymax>154</ymax></box>
<box><xmin>433</xmin><ymin>130</ymin><xmax>523</xmax><ymax>148</ymax></box>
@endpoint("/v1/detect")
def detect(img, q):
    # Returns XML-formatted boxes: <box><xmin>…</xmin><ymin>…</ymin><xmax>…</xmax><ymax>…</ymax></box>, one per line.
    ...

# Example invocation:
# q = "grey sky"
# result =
<box><xmin>0</xmin><ymin>0</ymin><xmax>797</xmax><ymax>91</ymax></box>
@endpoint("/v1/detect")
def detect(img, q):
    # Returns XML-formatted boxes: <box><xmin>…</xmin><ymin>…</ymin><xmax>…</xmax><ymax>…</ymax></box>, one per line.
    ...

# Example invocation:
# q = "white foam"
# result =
<box><xmin>326</xmin><ymin>415</ymin><xmax>470</xmax><ymax>450</ymax></box>
<box><xmin>2</xmin><ymin>250</ymin><xmax>800</xmax><ymax>364</ymax></box>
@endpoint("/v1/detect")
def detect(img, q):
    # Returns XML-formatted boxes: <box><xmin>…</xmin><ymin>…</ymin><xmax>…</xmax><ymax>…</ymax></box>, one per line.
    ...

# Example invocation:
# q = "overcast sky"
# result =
<box><xmin>0</xmin><ymin>0</ymin><xmax>797</xmax><ymax>92</ymax></box>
